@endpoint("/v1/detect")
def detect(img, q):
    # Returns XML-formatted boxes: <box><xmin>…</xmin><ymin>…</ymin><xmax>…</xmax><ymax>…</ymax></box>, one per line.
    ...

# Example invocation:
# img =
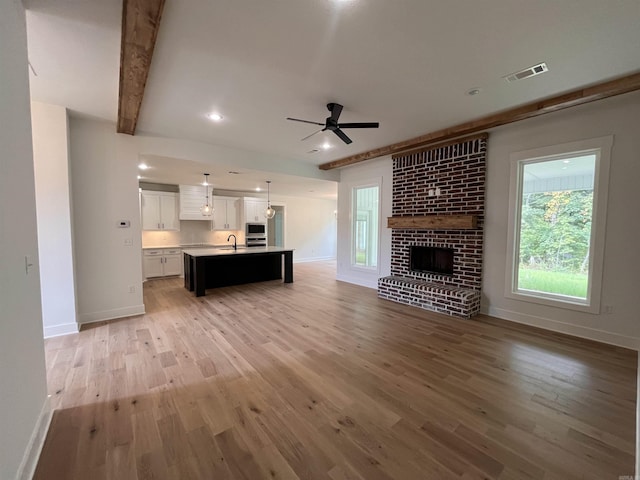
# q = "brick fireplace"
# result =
<box><xmin>378</xmin><ymin>134</ymin><xmax>487</xmax><ymax>318</ymax></box>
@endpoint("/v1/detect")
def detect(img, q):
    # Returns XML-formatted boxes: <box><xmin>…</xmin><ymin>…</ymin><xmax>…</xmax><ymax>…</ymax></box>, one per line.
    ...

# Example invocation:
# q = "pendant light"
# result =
<box><xmin>201</xmin><ymin>173</ymin><xmax>213</xmax><ymax>216</ymax></box>
<box><xmin>265</xmin><ymin>180</ymin><xmax>275</xmax><ymax>219</ymax></box>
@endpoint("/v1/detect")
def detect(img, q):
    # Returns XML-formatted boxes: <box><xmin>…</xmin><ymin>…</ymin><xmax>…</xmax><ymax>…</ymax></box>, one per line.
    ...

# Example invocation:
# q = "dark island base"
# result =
<box><xmin>184</xmin><ymin>251</ymin><xmax>293</xmax><ymax>296</ymax></box>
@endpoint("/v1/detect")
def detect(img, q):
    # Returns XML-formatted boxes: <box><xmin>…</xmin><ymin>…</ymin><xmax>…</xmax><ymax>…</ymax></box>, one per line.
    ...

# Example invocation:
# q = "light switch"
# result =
<box><xmin>124</xmin><ymin>238</ymin><xmax>133</xmax><ymax>246</ymax></box>
<box><xmin>25</xmin><ymin>255</ymin><xmax>34</xmax><ymax>275</ymax></box>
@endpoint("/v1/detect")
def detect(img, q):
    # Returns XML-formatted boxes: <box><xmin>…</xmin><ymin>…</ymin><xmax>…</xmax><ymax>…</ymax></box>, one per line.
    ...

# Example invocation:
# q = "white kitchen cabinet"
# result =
<box><xmin>143</xmin><ymin>250</ymin><xmax>164</xmax><ymax>278</ymax></box>
<box><xmin>143</xmin><ymin>248</ymin><xmax>183</xmax><ymax>279</ymax></box>
<box><xmin>212</xmin><ymin>196</ymin><xmax>240</xmax><ymax>230</ymax></box>
<box><xmin>141</xmin><ymin>191</ymin><xmax>180</xmax><ymax>231</ymax></box>
<box><xmin>243</xmin><ymin>197</ymin><xmax>268</xmax><ymax>223</ymax></box>
<box><xmin>179</xmin><ymin>185</ymin><xmax>211</xmax><ymax>221</ymax></box>
<box><xmin>162</xmin><ymin>249</ymin><xmax>183</xmax><ymax>276</ymax></box>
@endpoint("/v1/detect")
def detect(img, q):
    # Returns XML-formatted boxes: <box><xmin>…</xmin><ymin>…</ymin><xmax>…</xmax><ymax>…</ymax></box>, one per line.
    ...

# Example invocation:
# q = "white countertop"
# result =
<box><xmin>142</xmin><ymin>244</ymin><xmax>229</xmax><ymax>250</ymax></box>
<box><xmin>182</xmin><ymin>246</ymin><xmax>293</xmax><ymax>257</ymax></box>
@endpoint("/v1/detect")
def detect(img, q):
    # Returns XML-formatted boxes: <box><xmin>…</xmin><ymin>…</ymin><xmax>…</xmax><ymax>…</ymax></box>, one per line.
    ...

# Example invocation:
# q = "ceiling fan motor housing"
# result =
<box><xmin>286</xmin><ymin>102</ymin><xmax>378</xmax><ymax>145</ymax></box>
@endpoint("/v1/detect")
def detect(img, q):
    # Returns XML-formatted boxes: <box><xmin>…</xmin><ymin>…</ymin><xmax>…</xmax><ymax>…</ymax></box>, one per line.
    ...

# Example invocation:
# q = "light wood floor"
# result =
<box><xmin>36</xmin><ymin>261</ymin><xmax>637</xmax><ymax>479</ymax></box>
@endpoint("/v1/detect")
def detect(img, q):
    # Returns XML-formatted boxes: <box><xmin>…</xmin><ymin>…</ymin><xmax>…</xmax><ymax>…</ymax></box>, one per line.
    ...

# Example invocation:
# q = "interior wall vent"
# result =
<box><xmin>505</xmin><ymin>62</ymin><xmax>549</xmax><ymax>83</ymax></box>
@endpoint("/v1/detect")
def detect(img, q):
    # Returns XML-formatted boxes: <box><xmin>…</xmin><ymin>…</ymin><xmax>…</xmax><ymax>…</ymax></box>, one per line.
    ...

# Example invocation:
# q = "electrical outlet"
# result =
<box><xmin>128</xmin><ymin>285</ymin><xmax>135</xmax><ymax>293</ymax></box>
<box><xmin>124</xmin><ymin>238</ymin><xmax>133</xmax><ymax>246</ymax></box>
<box><xmin>603</xmin><ymin>305</ymin><xmax>613</xmax><ymax>314</ymax></box>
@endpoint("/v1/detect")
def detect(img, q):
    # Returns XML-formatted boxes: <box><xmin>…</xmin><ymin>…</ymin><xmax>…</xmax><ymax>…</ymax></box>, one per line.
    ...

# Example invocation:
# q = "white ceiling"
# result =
<box><xmin>24</xmin><ymin>0</ymin><xmax>640</xmax><ymax>193</ymax></box>
<box><xmin>138</xmin><ymin>154</ymin><xmax>338</xmax><ymax>199</ymax></box>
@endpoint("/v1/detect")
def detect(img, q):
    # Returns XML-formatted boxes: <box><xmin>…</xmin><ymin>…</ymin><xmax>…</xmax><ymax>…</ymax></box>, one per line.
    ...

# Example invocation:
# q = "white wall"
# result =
<box><xmin>31</xmin><ymin>101</ymin><xmax>78</xmax><ymax>337</ymax></box>
<box><xmin>0</xmin><ymin>1</ymin><xmax>50</xmax><ymax>478</ymax></box>
<box><xmin>271</xmin><ymin>194</ymin><xmax>337</xmax><ymax>262</ymax></box>
<box><xmin>483</xmin><ymin>91</ymin><xmax>640</xmax><ymax>349</ymax></box>
<box><xmin>69</xmin><ymin>117</ymin><xmax>145</xmax><ymax>323</ymax></box>
<box><xmin>337</xmin><ymin>156</ymin><xmax>393</xmax><ymax>288</ymax></box>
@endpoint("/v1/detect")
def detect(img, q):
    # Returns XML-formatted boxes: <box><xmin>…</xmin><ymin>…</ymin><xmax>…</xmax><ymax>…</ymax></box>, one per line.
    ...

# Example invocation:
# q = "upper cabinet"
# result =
<box><xmin>179</xmin><ymin>185</ymin><xmax>211</xmax><ymax>221</ymax></box>
<box><xmin>141</xmin><ymin>191</ymin><xmax>180</xmax><ymax>231</ymax></box>
<box><xmin>244</xmin><ymin>197</ymin><xmax>268</xmax><ymax>223</ymax></box>
<box><xmin>212</xmin><ymin>196</ymin><xmax>240</xmax><ymax>230</ymax></box>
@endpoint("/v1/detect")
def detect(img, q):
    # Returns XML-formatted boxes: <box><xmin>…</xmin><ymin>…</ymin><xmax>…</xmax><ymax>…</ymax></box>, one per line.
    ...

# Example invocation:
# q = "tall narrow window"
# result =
<box><xmin>506</xmin><ymin>137</ymin><xmax>611</xmax><ymax>312</ymax></box>
<box><xmin>352</xmin><ymin>184</ymin><xmax>379</xmax><ymax>268</ymax></box>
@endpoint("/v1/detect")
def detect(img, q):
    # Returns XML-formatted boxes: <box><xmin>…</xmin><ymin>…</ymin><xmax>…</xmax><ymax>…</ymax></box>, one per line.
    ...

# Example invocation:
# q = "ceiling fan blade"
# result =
<box><xmin>338</xmin><ymin>122</ymin><xmax>380</xmax><ymax>129</ymax></box>
<box><xmin>300</xmin><ymin>129</ymin><xmax>323</xmax><ymax>141</ymax></box>
<box><xmin>286</xmin><ymin>117</ymin><xmax>324</xmax><ymax>126</ymax></box>
<box><xmin>327</xmin><ymin>103</ymin><xmax>343</xmax><ymax>123</ymax></box>
<box><xmin>333</xmin><ymin>128</ymin><xmax>352</xmax><ymax>144</ymax></box>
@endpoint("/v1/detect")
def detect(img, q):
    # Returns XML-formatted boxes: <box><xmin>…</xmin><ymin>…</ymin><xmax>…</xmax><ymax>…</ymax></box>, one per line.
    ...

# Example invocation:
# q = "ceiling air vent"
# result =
<box><xmin>505</xmin><ymin>62</ymin><xmax>549</xmax><ymax>83</ymax></box>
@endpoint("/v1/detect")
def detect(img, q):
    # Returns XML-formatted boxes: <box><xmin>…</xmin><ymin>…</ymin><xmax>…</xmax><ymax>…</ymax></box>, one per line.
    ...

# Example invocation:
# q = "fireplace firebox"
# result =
<box><xmin>410</xmin><ymin>246</ymin><xmax>454</xmax><ymax>276</ymax></box>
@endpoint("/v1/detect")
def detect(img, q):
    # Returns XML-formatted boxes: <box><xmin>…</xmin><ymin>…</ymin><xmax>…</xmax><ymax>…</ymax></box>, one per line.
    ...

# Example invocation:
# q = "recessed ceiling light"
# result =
<box><xmin>138</xmin><ymin>163</ymin><xmax>149</xmax><ymax>170</ymax></box>
<box><xmin>322</xmin><ymin>142</ymin><xmax>331</xmax><ymax>150</ymax></box>
<box><xmin>255</xmin><ymin>187</ymin><xmax>261</xmax><ymax>192</ymax></box>
<box><xmin>467</xmin><ymin>88</ymin><xmax>481</xmax><ymax>96</ymax></box>
<box><xmin>563</xmin><ymin>160</ymin><xmax>571</xmax><ymax>164</ymax></box>
<box><xmin>207</xmin><ymin>113</ymin><xmax>223</xmax><ymax>122</ymax></box>
<box><xmin>137</xmin><ymin>175</ymin><xmax>142</xmax><ymax>180</ymax></box>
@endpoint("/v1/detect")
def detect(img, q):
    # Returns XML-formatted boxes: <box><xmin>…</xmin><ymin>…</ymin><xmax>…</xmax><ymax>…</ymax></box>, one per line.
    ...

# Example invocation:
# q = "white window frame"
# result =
<box><xmin>505</xmin><ymin>136</ymin><xmax>612</xmax><ymax>313</ymax></box>
<box><xmin>350</xmin><ymin>178</ymin><xmax>382</xmax><ymax>272</ymax></box>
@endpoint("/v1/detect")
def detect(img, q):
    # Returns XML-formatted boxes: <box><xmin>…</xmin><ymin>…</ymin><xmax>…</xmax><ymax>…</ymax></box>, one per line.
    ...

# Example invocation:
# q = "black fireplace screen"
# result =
<box><xmin>410</xmin><ymin>246</ymin><xmax>454</xmax><ymax>275</ymax></box>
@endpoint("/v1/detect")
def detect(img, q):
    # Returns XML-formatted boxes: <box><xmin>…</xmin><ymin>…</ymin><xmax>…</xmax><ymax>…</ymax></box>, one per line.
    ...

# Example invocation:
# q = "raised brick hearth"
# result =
<box><xmin>378</xmin><ymin>134</ymin><xmax>487</xmax><ymax>318</ymax></box>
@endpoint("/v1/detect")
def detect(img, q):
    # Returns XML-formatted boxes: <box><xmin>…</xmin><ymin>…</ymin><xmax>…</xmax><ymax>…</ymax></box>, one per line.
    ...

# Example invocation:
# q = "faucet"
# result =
<box><xmin>227</xmin><ymin>234</ymin><xmax>237</xmax><ymax>250</ymax></box>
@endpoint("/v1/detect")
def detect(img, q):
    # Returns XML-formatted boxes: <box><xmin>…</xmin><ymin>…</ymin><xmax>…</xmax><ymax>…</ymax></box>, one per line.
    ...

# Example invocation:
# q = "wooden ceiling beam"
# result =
<box><xmin>318</xmin><ymin>72</ymin><xmax>640</xmax><ymax>170</ymax></box>
<box><xmin>117</xmin><ymin>0</ymin><xmax>166</xmax><ymax>135</ymax></box>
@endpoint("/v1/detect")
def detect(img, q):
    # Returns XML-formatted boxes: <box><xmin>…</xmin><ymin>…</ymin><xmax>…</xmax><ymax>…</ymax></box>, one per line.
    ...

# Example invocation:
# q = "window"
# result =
<box><xmin>506</xmin><ymin>137</ymin><xmax>612</xmax><ymax>313</ymax></box>
<box><xmin>352</xmin><ymin>183</ymin><xmax>380</xmax><ymax>268</ymax></box>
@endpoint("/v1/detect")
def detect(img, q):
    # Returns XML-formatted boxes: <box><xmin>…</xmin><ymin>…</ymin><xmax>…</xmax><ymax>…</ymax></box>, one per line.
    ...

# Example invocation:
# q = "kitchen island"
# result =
<box><xmin>182</xmin><ymin>247</ymin><xmax>294</xmax><ymax>297</ymax></box>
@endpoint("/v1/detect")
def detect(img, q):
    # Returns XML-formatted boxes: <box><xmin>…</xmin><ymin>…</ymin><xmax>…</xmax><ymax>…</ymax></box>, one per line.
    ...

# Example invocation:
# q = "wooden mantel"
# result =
<box><xmin>387</xmin><ymin>215</ymin><xmax>477</xmax><ymax>230</ymax></box>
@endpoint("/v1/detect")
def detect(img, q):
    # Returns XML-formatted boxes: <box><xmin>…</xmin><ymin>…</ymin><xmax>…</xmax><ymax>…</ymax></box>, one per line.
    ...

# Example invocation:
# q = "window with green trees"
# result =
<box><xmin>517</xmin><ymin>155</ymin><xmax>595</xmax><ymax>299</ymax></box>
<box><xmin>352</xmin><ymin>184</ymin><xmax>379</xmax><ymax>268</ymax></box>
<box><xmin>507</xmin><ymin>136</ymin><xmax>612</xmax><ymax>312</ymax></box>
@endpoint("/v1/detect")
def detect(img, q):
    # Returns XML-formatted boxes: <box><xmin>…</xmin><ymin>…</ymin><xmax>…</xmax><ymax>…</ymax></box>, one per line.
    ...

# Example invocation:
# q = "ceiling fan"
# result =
<box><xmin>286</xmin><ymin>103</ymin><xmax>379</xmax><ymax>145</ymax></box>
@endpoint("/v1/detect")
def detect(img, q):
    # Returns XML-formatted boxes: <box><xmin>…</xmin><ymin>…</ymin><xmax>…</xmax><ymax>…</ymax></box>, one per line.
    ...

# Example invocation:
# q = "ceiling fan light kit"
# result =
<box><xmin>287</xmin><ymin>103</ymin><xmax>379</xmax><ymax>145</ymax></box>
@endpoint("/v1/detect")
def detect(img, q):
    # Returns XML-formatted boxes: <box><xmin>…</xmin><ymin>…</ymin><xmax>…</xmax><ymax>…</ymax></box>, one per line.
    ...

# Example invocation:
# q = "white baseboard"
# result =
<box><xmin>78</xmin><ymin>304</ymin><xmax>145</xmax><ymax>325</ymax></box>
<box><xmin>16</xmin><ymin>397</ymin><xmax>52</xmax><ymax>480</ymax></box>
<box><xmin>335</xmin><ymin>273</ymin><xmax>378</xmax><ymax>290</ymax></box>
<box><xmin>636</xmin><ymin>356</ymin><xmax>640</xmax><ymax>478</ymax></box>
<box><xmin>482</xmin><ymin>305</ymin><xmax>640</xmax><ymax>350</ymax></box>
<box><xmin>43</xmin><ymin>322</ymin><xmax>79</xmax><ymax>338</ymax></box>
<box><xmin>294</xmin><ymin>256</ymin><xmax>336</xmax><ymax>264</ymax></box>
